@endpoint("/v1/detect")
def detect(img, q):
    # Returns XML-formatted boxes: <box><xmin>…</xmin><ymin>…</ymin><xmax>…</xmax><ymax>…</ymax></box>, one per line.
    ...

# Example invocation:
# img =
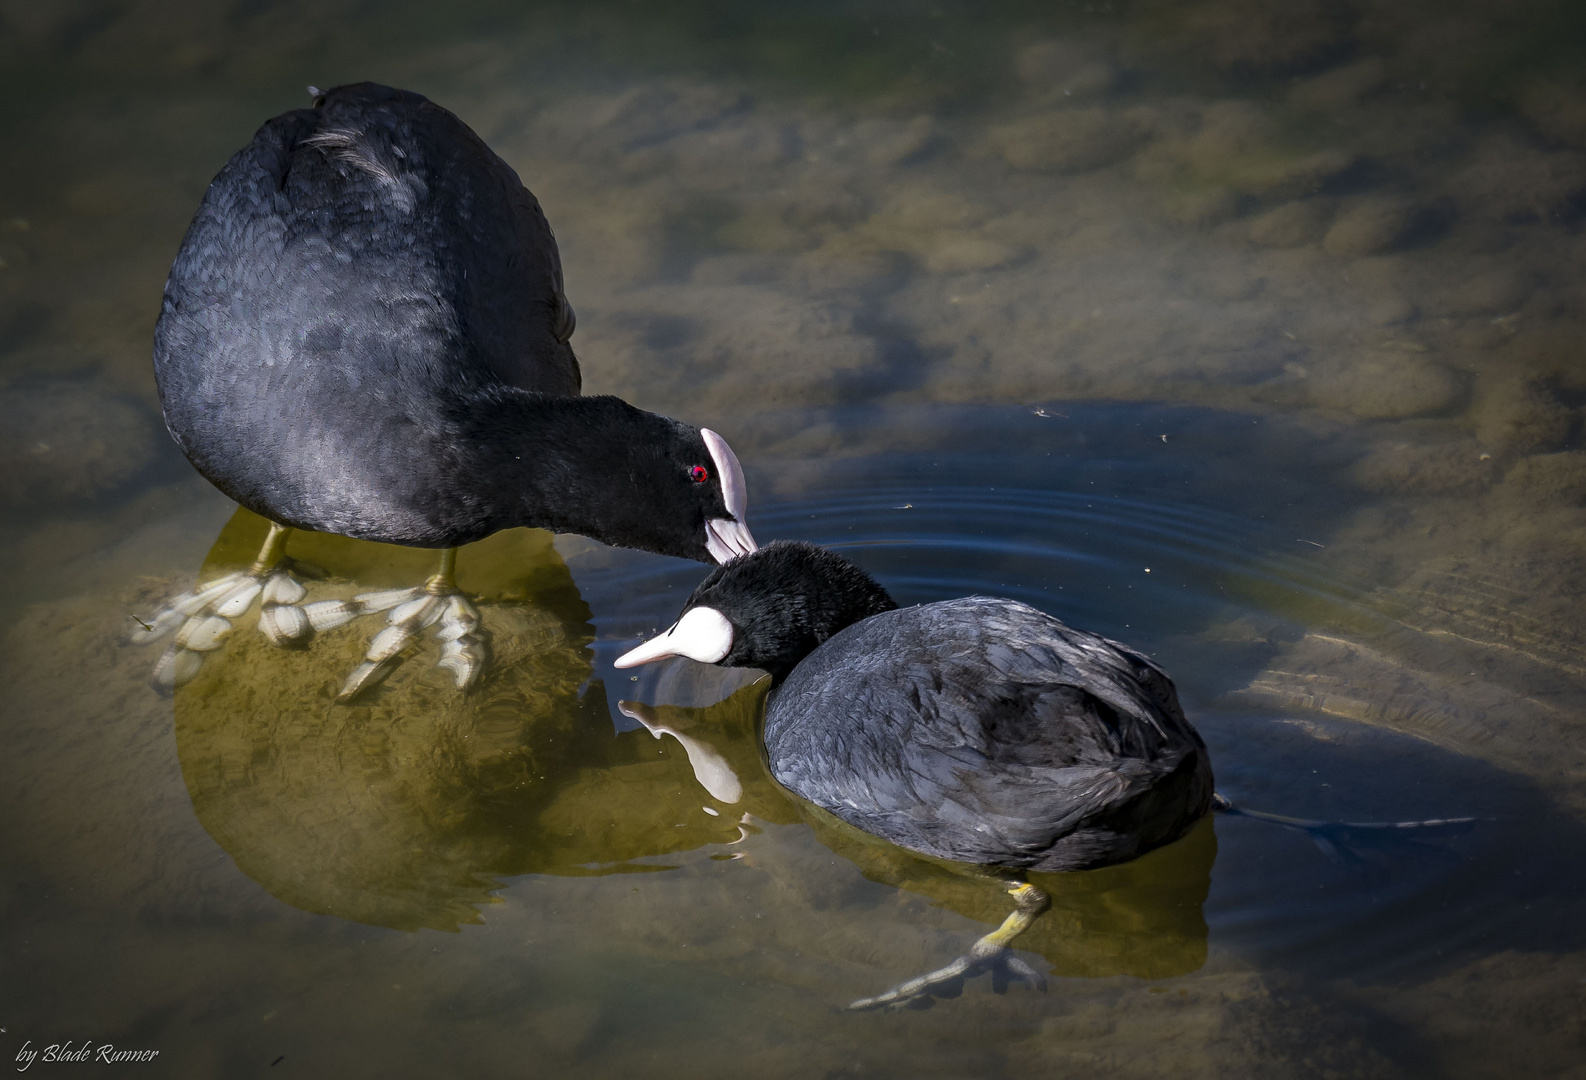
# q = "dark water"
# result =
<box><xmin>4</xmin><ymin>2</ymin><xmax>1586</xmax><ymax>1077</ymax></box>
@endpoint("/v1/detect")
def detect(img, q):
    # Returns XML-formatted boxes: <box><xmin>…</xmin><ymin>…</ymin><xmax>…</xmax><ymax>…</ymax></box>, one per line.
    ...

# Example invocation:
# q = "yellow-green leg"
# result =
<box><xmin>249</xmin><ymin>521</ymin><xmax>293</xmax><ymax>576</ymax></box>
<box><xmin>847</xmin><ymin>881</ymin><xmax>1051</xmax><ymax>1011</ymax></box>
<box><xmin>424</xmin><ymin>546</ymin><xmax>458</xmax><ymax>594</ymax></box>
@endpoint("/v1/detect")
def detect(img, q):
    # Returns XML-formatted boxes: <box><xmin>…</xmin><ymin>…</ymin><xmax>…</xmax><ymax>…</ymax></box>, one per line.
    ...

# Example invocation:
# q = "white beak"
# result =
<box><xmin>701</xmin><ymin>429</ymin><xmax>757</xmax><ymax>565</ymax></box>
<box><xmin>705</xmin><ymin>517</ymin><xmax>757</xmax><ymax>564</ymax></box>
<box><xmin>614</xmin><ymin>606</ymin><xmax>735</xmax><ymax>668</ymax></box>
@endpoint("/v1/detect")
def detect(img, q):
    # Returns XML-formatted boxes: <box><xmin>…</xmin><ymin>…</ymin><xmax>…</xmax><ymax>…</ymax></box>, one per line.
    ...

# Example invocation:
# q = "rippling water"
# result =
<box><xmin>599</xmin><ymin>404</ymin><xmax>1585</xmax><ymax>988</ymax></box>
<box><xmin>4</xmin><ymin>2</ymin><xmax>1586</xmax><ymax>1077</ymax></box>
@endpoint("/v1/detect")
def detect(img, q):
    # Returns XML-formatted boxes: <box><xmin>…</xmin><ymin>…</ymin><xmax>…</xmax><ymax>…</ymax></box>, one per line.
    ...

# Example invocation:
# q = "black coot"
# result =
<box><xmin>615</xmin><ymin>540</ymin><xmax>1213</xmax><ymax>1008</ymax></box>
<box><xmin>142</xmin><ymin>83</ymin><xmax>755</xmax><ymax>698</ymax></box>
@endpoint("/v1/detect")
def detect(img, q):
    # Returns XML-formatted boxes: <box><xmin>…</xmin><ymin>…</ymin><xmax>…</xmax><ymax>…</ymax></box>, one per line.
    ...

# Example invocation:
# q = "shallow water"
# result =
<box><xmin>3</xmin><ymin>2</ymin><xmax>1586</xmax><ymax>1077</ymax></box>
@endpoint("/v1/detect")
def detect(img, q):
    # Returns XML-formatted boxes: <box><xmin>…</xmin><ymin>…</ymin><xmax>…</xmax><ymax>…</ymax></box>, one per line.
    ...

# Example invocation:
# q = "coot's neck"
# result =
<box><xmin>754</xmin><ymin>594</ymin><xmax>895</xmax><ymax>685</ymax></box>
<box><xmin>454</xmin><ymin>388</ymin><xmax>701</xmax><ymax>560</ymax></box>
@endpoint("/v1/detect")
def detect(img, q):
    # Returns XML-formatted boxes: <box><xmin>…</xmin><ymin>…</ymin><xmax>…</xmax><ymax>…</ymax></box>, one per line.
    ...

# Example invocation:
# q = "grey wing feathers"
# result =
<box><xmin>765</xmin><ymin>598</ymin><xmax>1208</xmax><ymax>869</ymax></box>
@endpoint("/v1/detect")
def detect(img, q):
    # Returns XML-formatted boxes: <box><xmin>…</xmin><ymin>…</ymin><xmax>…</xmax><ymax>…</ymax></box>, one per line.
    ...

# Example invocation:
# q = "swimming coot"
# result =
<box><xmin>143</xmin><ymin>83</ymin><xmax>755</xmax><ymax>698</ymax></box>
<box><xmin>615</xmin><ymin>540</ymin><xmax>1214</xmax><ymax>1008</ymax></box>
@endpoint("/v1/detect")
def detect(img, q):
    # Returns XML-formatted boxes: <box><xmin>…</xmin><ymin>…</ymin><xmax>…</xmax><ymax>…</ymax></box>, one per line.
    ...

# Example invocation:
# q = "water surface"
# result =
<box><xmin>2</xmin><ymin>3</ymin><xmax>1585</xmax><ymax>1077</ymax></box>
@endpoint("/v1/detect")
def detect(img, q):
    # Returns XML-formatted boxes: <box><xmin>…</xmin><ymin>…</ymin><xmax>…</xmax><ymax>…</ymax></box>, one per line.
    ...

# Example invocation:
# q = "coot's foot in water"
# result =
<box><xmin>847</xmin><ymin>881</ymin><xmax>1051</xmax><ymax>1012</ymax></box>
<box><xmin>1211</xmin><ymin>793</ymin><xmax>1481</xmax><ymax>870</ymax></box>
<box><xmin>332</xmin><ymin>547</ymin><xmax>489</xmax><ymax>702</ymax></box>
<box><xmin>131</xmin><ymin>522</ymin><xmax>316</xmax><ymax>690</ymax></box>
<box><xmin>130</xmin><ymin>523</ymin><xmax>487</xmax><ymax>699</ymax></box>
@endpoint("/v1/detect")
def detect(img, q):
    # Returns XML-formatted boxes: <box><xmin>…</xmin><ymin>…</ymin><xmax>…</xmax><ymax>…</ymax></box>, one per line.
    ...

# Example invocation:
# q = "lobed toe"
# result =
<box><xmin>176</xmin><ymin>613</ymin><xmax>232</xmax><ymax>652</ymax></box>
<box><xmin>259</xmin><ymin>603</ymin><xmax>312</xmax><ymax>646</ymax></box>
<box><xmin>152</xmin><ymin>642</ymin><xmax>204</xmax><ymax>690</ymax></box>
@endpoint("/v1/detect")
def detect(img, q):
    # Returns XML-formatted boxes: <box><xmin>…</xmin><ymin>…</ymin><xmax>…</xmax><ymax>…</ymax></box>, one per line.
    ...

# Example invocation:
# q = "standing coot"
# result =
<box><xmin>142</xmin><ymin>83</ymin><xmax>755</xmax><ymax>698</ymax></box>
<box><xmin>615</xmin><ymin>540</ymin><xmax>1214</xmax><ymax>1008</ymax></box>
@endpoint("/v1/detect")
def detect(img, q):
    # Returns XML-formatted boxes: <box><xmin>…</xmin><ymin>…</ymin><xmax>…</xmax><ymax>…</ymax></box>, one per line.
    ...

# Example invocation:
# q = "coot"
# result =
<box><xmin>615</xmin><ymin>540</ymin><xmax>1213</xmax><ymax>1008</ymax></box>
<box><xmin>143</xmin><ymin>83</ymin><xmax>755</xmax><ymax>698</ymax></box>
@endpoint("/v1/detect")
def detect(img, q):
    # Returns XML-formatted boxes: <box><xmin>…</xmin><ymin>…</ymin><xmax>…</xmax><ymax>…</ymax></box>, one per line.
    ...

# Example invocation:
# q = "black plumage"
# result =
<box><xmin>667</xmin><ymin>541</ymin><xmax>1214</xmax><ymax>871</ymax></box>
<box><xmin>682</xmin><ymin>541</ymin><xmax>898</xmax><ymax>682</ymax></box>
<box><xmin>153</xmin><ymin>82</ymin><xmax>743</xmax><ymax>561</ymax></box>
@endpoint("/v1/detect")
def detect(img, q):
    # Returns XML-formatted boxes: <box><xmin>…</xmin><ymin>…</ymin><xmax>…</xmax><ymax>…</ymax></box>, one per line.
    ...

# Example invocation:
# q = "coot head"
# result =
<box><xmin>472</xmin><ymin>392</ymin><xmax>756</xmax><ymax>564</ymax></box>
<box><xmin>677</xmin><ymin>427</ymin><xmax>758</xmax><ymax>564</ymax></box>
<box><xmin>529</xmin><ymin>409</ymin><xmax>754</xmax><ymax>564</ymax></box>
<box><xmin>615</xmin><ymin>540</ymin><xmax>895</xmax><ymax>681</ymax></box>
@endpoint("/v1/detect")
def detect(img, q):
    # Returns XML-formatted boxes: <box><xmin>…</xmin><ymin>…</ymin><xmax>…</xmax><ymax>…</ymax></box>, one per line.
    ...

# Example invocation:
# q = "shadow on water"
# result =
<box><xmin>173</xmin><ymin>508</ymin><xmax>613</xmax><ymax>931</ymax></box>
<box><xmin>1201</xmin><ymin>708</ymin><xmax>1586</xmax><ymax>983</ymax></box>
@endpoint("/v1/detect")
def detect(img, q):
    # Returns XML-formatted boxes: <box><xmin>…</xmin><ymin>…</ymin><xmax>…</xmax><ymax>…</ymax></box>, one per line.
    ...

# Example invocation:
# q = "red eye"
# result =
<box><xmin>689</xmin><ymin>465</ymin><xmax>710</xmax><ymax>484</ymax></box>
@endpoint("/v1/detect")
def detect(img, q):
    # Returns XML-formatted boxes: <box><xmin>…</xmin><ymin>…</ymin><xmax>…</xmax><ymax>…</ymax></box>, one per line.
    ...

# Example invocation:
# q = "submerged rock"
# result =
<box><xmin>1249</xmin><ymin>198</ymin><xmax>1335</xmax><ymax>248</ymax></box>
<box><xmin>1161</xmin><ymin>186</ymin><xmax>1241</xmax><ymax>228</ymax></box>
<box><xmin>1438</xmin><ymin>265</ymin><xmax>1532</xmax><ymax>318</ymax></box>
<box><xmin>1470</xmin><ymin>374</ymin><xmax>1575</xmax><ymax>454</ymax></box>
<box><xmin>852</xmin><ymin>115</ymin><xmax>937</xmax><ymax>167</ymax></box>
<box><xmin>919</xmin><ymin>232</ymin><xmax>1025</xmax><ymax>274</ymax></box>
<box><xmin>1150</xmin><ymin>0</ymin><xmax>1357</xmax><ymax>78</ymax></box>
<box><xmin>1014</xmin><ymin>39</ymin><xmax>1121</xmax><ymax>101</ymax></box>
<box><xmin>1518</xmin><ymin>78</ymin><xmax>1586</xmax><ymax>150</ymax></box>
<box><xmin>1287</xmin><ymin>57</ymin><xmax>1388</xmax><ymax>112</ymax></box>
<box><xmin>1323</xmin><ymin>196</ymin><xmax>1418</xmax><ymax>256</ymax></box>
<box><xmin>0</xmin><ymin>383</ymin><xmax>157</xmax><ymax>507</ymax></box>
<box><xmin>987</xmin><ymin>107</ymin><xmax>1151</xmax><ymax>174</ymax></box>
<box><xmin>1309</xmin><ymin>349</ymin><xmax>1464</xmax><ymax>420</ymax></box>
<box><xmin>1503</xmin><ymin>451</ymin><xmax>1586</xmax><ymax>505</ymax></box>
<box><xmin>1351</xmin><ymin>439</ymin><xmax>1497</xmax><ymax>496</ymax></box>
<box><xmin>1136</xmin><ymin>100</ymin><xmax>1354</xmax><ymax>200</ymax></box>
<box><xmin>1342</xmin><ymin>256</ymin><xmax>1419</xmax><ymax>326</ymax></box>
<box><xmin>1444</xmin><ymin>133</ymin><xmax>1586</xmax><ymax>225</ymax></box>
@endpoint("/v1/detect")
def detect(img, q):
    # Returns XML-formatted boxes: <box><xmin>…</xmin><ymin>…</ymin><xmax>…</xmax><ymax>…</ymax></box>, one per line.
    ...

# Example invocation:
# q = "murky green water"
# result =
<box><xmin>4</xmin><ymin>2</ymin><xmax>1585</xmax><ymax>1076</ymax></box>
